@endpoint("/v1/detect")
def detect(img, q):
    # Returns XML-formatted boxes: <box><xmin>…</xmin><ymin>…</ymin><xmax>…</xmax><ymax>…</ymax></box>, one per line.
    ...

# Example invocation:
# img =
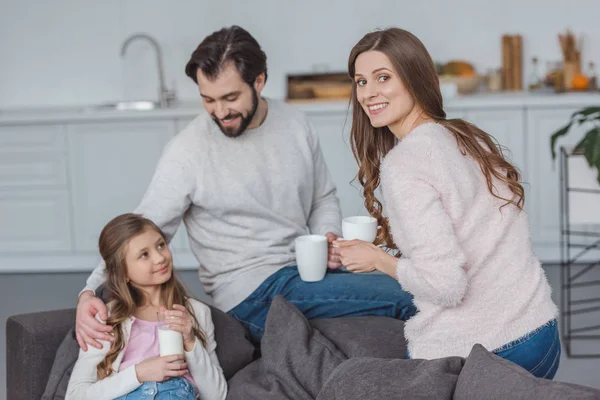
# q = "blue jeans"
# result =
<box><xmin>493</xmin><ymin>319</ymin><xmax>561</xmax><ymax>379</ymax></box>
<box><xmin>114</xmin><ymin>377</ymin><xmax>197</xmax><ymax>399</ymax></box>
<box><xmin>227</xmin><ymin>265</ymin><xmax>417</xmax><ymax>344</ymax></box>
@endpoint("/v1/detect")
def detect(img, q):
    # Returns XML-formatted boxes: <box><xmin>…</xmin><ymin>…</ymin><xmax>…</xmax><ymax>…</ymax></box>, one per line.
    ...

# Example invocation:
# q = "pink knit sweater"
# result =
<box><xmin>380</xmin><ymin>122</ymin><xmax>558</xmax><ymax>359</ymax></box>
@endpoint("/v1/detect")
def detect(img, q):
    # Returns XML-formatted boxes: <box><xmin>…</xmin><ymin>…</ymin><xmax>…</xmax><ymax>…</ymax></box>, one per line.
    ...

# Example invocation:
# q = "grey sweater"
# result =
<box><xmin>83</xmin><ymin>99</ymin><xmax>342</xmax><ymax>311</ymax></box>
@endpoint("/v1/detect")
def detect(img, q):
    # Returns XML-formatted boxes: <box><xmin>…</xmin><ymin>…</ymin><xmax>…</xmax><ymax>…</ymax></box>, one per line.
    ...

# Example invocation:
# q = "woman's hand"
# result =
<box><xmin>333</xmin><ymin>239</ymin><xmax>398</xmax><ymax>277</ymax></box>
<box><xmin>332</xmin><ymin>239</ymin><xmax>380</xmax><ymax>273</ymax></box>
<box><xmin>164</xmin><ymin>305</ymin><xmax>196</xmax><ymax>351</ymax></box>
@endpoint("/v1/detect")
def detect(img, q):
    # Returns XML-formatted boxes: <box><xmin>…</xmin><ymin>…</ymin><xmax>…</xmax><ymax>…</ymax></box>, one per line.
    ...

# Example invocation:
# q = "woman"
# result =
<box><xmin>333</xmin><ymin>28</ymin><xmax>560</xmax><ymax>379</ymax></box>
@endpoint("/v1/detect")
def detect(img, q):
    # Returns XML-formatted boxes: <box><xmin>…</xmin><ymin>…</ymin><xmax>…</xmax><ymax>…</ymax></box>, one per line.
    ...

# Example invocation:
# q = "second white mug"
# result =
<box><xmin>342</xmin><ymin>216</ymin><xmax>377</xmax><ymax>243</ymax></box>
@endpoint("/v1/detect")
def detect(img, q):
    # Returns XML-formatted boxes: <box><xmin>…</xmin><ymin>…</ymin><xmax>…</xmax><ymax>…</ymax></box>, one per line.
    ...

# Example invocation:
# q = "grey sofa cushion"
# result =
<box><xmin>454</xmin><ymin>344</ymin><xmax>600</xmax><ymax>400</ymax></box>
<box><xmin>317</xmin><ymin>356</ymin><xmax>464</xmax><ymax>400</ymax></box>
<box><xmin>209</xmin><ymin>304</ymin><xmax>256</xmax><ymax>379</ymax></box>
<box><xmin>227</xmin><ymin>295</ymin><xmax>348</xmax><ymax>400</ymax></box>
<box><xmin>34</xmin><ymin>323</ymin><xmax>86</xmax><ymax>399</ymax></box>
<box><xmin>41</xmin><ymin>295</ymin><xmax>255</xmax><ymax>399</ymax></box>
<box><xmin>6</xmin><ymin>308</ymin><xmax>76</xmax><ymax>400</ymax></box>
<box><xmin>227</xmin><ymin>296</ymin><xmax>458</xmax><ymax>400</ymax></box>
<box><xmin>40</xmin><ymin>328</ymin><xmax>79</xmax><ymax>400</ymax></box>
<box><xmin>310</xmin><ymin>315</ymin><xmax>406</xmax><ymax>359</ymax></box>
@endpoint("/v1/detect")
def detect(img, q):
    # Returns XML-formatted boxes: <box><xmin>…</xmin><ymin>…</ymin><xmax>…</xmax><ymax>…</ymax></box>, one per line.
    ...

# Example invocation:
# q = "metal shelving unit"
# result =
<box><xmin>559</xmin><ymin>147</ymin><xmax>600</xmax><ymax>358</ymax></box>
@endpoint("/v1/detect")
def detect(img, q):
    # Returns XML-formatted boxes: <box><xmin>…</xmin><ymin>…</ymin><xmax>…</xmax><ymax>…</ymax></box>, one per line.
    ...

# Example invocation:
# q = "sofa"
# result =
<box><xmin>7</xmin><ymin>296</ymin><xmax>600</xmax><ymax>400</ymax></box>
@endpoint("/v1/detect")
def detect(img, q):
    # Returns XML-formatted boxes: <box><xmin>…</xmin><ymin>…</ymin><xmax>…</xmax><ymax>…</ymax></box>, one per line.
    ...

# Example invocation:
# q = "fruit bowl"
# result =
<box><xmin>438</xmin><ymin>75</ymin><xmax>484</xmax><ymax>95</ymax></box>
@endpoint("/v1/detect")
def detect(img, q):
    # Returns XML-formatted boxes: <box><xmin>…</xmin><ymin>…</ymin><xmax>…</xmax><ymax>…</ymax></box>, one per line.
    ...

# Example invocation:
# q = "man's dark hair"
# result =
<box><xmin>185</xmin><ymin>25</ymin><xmax>268</xmax><ymax>86</ymax></box>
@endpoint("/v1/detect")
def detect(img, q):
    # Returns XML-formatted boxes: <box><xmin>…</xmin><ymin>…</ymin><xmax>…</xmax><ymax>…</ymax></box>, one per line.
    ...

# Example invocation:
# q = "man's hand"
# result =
<box><xmin>325</xmin><ymin>232</ymin><xmax>343</xmax><ymax>269</ymax></box>
<box><xmin>76</xmin><ymin>291</ymin><xmax>113</xmax><ymax>351</ymax></box>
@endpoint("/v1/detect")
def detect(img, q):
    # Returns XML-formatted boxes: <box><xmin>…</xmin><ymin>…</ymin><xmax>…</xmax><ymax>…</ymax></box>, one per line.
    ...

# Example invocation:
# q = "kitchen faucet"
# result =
<box><xmin>120</xmin><ymin>33</ymin><xmax>176</xmax><ymax>108</ymax></box>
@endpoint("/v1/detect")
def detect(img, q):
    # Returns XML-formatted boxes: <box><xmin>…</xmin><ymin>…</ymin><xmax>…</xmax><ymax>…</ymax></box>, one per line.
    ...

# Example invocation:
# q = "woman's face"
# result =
<box><xmin>354</xmin><ymin>50</ymin><xmax>416</xmax><ymax>131</ymax></box>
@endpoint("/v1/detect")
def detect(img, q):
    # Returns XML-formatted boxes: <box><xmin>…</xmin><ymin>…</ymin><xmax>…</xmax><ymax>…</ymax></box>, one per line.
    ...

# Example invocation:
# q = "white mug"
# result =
<box><xmin>342</xmin><ymin>216</ymin><xmax>377</xmax><ymax>243</ymax></box>
<box><xmin>295</xmin><ymin>234</ymin><xmax>328</xmax><ymax>282</ymax></box>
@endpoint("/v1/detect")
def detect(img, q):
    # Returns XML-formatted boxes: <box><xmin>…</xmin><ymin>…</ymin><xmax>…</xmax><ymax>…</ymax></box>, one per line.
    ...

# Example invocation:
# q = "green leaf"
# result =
<box><xmin>550</xmin><ymin>122</ymin><xmax>572</xmax><ymax>160</ymax></box>
<box><xmin>571</xmin><ymin>106</ymin><xmax>600</xmax><ymax>120</ymax></box>
<box><xmin>573</xmin><ymin>126</ymin><xmax>600</xmax><ymax>185</ymax></box>
<box><xmin>574</xmin><ymin>127</ymin><xmax>600</xmax><ymax>165</ymax></box>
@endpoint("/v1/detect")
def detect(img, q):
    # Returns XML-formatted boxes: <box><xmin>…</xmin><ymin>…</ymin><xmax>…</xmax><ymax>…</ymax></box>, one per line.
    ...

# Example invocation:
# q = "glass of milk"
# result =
<box><xmin>157</xmin><ymin>310</ymin><xmax>184</xmax><ymax>358</ymax></box>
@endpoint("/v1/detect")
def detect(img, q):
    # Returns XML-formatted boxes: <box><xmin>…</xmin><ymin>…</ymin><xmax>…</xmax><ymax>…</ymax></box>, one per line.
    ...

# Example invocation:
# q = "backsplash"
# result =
<box><xmin>1</xmin><ymin>0</ymin><xmax>599</xmax><ymax>108</ymax></box>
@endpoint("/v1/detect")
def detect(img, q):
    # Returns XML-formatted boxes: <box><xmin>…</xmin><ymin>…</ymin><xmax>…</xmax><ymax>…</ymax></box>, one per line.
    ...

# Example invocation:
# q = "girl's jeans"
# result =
<box><xmin>114</xmin><ymin>377</ymin><xmax>197</xmax><ymax>400</ymax></box>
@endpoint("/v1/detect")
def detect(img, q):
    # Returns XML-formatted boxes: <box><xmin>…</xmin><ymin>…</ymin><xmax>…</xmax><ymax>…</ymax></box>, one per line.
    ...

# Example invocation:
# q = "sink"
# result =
<box><xmin>81</xmin><ymin>100</ymin><xmax>159</xmax><ymax>112</ymax></box>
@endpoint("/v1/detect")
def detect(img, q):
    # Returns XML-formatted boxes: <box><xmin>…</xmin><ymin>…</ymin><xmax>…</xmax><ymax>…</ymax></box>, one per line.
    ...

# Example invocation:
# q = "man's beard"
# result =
<box><xmin>212</xmin><ymin>88</ymin><xmax>259</xmax><ymax>138</ymax></box>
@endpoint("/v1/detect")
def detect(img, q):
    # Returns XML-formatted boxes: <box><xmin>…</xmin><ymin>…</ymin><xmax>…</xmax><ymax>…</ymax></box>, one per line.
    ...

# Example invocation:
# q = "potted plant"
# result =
<box><xmin>550</xmin><ymin>106</ymin><xmax>600</xmax><ymax>186</ymax></box>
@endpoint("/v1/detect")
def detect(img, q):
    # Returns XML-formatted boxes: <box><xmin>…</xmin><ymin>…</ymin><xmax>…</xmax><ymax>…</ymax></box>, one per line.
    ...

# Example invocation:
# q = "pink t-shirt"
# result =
<box><xmin>119</xmin><ymin>318</ymin><xmax>196</xmax><ymax>390</ymax></box>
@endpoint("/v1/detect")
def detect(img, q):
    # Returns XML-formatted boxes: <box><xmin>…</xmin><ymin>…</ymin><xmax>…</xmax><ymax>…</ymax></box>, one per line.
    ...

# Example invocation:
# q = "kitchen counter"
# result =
<box><xmin>1</xmin><ymin>92</ymin><xmax>600</xmax><ymax>125</ymax></box>
<box><xmin>0</xmin><ymin>101</ymin><xmax>206</xmax><ymax>124</ymax></box>
<box><xmin>283</xmin><ymin>91</ymin><xmax>600</xmax><ymax>112</ymax></box>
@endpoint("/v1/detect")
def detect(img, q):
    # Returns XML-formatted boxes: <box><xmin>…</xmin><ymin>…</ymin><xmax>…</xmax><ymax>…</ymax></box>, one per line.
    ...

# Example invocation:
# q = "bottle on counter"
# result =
<box><xmin>487</xmin><ymin>68</ymin><xmax>503</xmax><ymax>92</ymax></box>
<box><xmin>543</xmin><ymin>61</ymin><xmax>564</xmax><ymax>92</ymax></box>
<box><xmin>528</xmin><ymin>57</ymin><xmax>542</xmax><ymax>91</ymax></box>
<box><xmin>587</xmin><ymin>62</ymin><xmax>597</xmax><ymax>91</ymax></box>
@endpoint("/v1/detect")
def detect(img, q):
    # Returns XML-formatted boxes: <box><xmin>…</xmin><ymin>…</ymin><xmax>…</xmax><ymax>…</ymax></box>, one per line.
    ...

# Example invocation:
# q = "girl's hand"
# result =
<box><xmin>164</xmin><ymin>305</ymin><xmax>195</xmax><ymax>351</ymax></box>
<box><xmin>135</xmin><ymin>355</ymin><xmax>188</xmax><ymax>382</ymax></box>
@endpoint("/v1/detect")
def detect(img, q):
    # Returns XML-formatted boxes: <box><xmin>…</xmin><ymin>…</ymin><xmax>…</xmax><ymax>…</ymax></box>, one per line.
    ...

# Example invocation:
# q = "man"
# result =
<box><xmin>76</xmin><ymin>25</ymin><xmax>415</xmax><ymax>349</ymax></box>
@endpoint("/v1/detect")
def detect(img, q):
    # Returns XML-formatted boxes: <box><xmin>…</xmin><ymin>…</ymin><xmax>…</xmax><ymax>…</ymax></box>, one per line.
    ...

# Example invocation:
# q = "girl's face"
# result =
<box><xmin>124</xmin><ymin>228</ymin><xmax>173</xmax><ymax>289</ymax></box>
<box><xmin>354</xmin><ymin>50</ymin><xmax>416</xmax><ymax>134</ymax></box>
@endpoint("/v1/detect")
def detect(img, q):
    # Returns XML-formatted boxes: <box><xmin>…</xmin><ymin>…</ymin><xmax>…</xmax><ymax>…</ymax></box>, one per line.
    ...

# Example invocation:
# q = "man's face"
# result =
<box><xmin>196</xmin><ymin>63</ymin><xmax>260</xmax><ymax>138</ymax></box>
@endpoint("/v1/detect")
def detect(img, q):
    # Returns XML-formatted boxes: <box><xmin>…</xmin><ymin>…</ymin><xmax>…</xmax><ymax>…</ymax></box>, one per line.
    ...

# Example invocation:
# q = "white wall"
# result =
<box><xmin>1</xmin><ymin>0</ymin><xmax>600</xmax><ymax>108</ymax></box>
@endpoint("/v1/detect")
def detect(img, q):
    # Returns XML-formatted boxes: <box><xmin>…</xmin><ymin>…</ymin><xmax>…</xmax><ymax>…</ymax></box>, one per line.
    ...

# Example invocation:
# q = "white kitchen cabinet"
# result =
<box><xmin>463</xmin><ymin>108</ymin><xmax>534</xmax><ymax>223</ymax></box>
<box><xmin>0</xmin><ymin>190</ymin><xmax>72</xmax><ymax>252</ymax></box>
<box><xmin>2</xmin><ymin>94</ymin><xmax>600</xmax><ymax>272</ymax></box>
<box><xmin>445</xmin><ymin>108</ymin><xmax>467</xmax><ymax>120</ymax></box>
<box><xmin>464</xmin><ymin>108</ymin><xmax>526</xmax><ymax>174</ymax></box>
<box><xmin>0</xmin><ymin>124</ymin><xmax>66</xmax><ymax>152</ymax></box>
<box><xmin>0</xmin><ymin>124</ymin><xmax>71</xmax><ymax>253</ymax></box>
<box><xmin>68</xmin><ymin>120</ymin><xmax>175</xmax><ymax>252</ymax></box>
<box><xmin>0</xmin><ymin>124</ymin><xmax>68</xmax><ymax>188</ymax></box>
<box><xmin>168</xmin><ymin>116</ymin><xmax>201</xmax><ymax>254</ymax></box>
<box><xmin>0</xmin><ymin>152</ymin><xmax>68</xmax><ymax>188</ymax></box>
<box><xmin>175</xmin><ymin>117</ymin><xmax>197</xmax><ymax>134</ymax></box>
<box><xmin>310</xmin><ymin>112</ymin><xmax>367</xmax><ymax>218</ymax></box>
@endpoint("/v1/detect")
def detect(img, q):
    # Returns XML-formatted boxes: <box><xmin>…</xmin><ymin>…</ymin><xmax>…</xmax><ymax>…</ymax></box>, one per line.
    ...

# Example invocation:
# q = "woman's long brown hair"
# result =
<box><xmin>96</xmin><ymin>213</ymin><xmax>207</xmax><ymax>379</ymax></box>
<box><xmin>348</xmin><ymin>28</ymin><xmax>524</xmax><ymax>249</ymax></box>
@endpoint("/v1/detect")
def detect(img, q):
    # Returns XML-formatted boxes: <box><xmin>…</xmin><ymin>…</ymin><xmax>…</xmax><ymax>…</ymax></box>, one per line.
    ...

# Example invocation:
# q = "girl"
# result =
<box><xmin>334</xmin><ymin>28</ymin><xmax>561</xmax><ymax>379</ymax></box>
<box><xmin>66</xmin><ymin>213</ymin><xmax>227</xmax><ymax>399</ymax></box>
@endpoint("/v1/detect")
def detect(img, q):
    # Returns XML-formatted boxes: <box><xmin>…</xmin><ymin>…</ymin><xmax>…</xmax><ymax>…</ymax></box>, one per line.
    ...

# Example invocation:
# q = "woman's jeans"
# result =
<box><xmin>493</xmin><ymin>319</ymin><xmax>561</xmax><ymax>379</ymax></box>
<box><xmin>228</xmin><ymin>266</ymin><xmax>417</xmax><ymax>344</ymax></box>
<box><xmin>114</xmin><ymin>377</ymin><xmax>197</xmax><ymax>399</ymax></box>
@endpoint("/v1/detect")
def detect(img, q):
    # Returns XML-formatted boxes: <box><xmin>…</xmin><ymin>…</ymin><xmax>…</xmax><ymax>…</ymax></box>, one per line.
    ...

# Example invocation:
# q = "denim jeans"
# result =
<box><xmin>493</xmin><ymin>319</ymin><xmax>561</xmax><ymax>379</ymax></box>
<box><xmin>114</xmin><ymin>377</ymin><xmax>197</xmax><ymax>399</ymax></box>
<box><xmin>227</xmin><ymin>265</ymin><xmax>417</xmax><ymax>344</ymax></box>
